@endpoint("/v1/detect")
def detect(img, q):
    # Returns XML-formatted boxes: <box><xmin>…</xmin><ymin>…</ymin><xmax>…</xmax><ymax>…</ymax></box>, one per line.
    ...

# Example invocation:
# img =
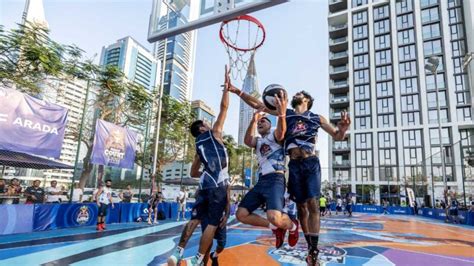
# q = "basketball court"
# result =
<box><xmin>0</xmin><ymin>213</ymin><xmax>472</xmax><ymax>265</ymax></box>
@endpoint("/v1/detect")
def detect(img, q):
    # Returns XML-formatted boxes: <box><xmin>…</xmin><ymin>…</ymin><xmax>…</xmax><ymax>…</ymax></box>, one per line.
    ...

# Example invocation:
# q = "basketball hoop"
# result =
<box><xmin>219</xmin><ymin>14</ymin><xmax>265</xmax><ymax>80</ymax></box>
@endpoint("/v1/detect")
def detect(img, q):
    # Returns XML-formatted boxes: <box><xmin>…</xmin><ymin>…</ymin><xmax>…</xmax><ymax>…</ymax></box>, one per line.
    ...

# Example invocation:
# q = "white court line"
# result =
<box><xmin>357</xmin><ymin>246</ymin><xmax>395</xmax><ymax>266</ymax></box>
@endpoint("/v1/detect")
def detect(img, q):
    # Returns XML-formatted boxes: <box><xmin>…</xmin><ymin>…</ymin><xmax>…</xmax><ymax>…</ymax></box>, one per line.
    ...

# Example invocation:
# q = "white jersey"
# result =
<box><xmin>98</xmin><ymin>187</ymin><xmax>111</xmax><ymax>205</ymax></box>
<box><xmin>337</xmin><ymin>198</ymin><xmax>342</xmax><ymax>207</ymax></box>
<box><xmin>256</xmin><ymin>130</ymin><xmax>285</xmax><ymax>176</ymax></box>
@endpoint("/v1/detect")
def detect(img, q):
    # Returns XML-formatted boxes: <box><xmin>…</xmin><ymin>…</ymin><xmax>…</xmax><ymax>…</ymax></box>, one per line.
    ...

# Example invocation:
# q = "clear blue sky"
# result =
<box><xmin>1</xmin><ymin>0</ymin><xmax>330</xmax><ymax>176</ymax></box>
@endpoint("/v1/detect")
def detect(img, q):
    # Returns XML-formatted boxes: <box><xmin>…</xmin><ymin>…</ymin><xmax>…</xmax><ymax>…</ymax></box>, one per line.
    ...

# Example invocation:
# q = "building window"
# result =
<box><xmin>376</xmin><ymin>66</ymin><xmax>392</xmax><ymax>81</ymax></box>
<box><xmin>456</xmin><ymin>91</ymin><xmax>470</xmax><ymax>105</ymax></box>
<box><xmin>396</xmin><ymin>0</ymin><xmax>413</xmax><ymax>14</ymax></box>
<box><xmin>452</xmin><ymin>58</ymin><xmax>464</xmax><ymax>74</ymax></box>
<box><xmin>401</xmin><ymin>95</ymin><xmax>419</xmax><ymax>111</ymax></box>
<box><xmin>378</xmin><ymin>114</ymin><xmax>395</xmax><ymax>128</ymax></box>
<box><xmin>353</xmin><ymin>40</ymin><xmax>369</xmax><ymax>54</ymax></box>
<box><xmin>402</xmin><ymin>112</ymin><xmax>420</xmax><ymax>126</ymax></box>
<box><xmin>354</xmin><ymin>69</ymin><xmax>370</xmax><ymax>84</ymax></box>
<box><xmin>352</xmin><ymin>0</ymin><xmax>368</xmax><ymax>8</ymax></box>
<box><xmin>421</xmin><ymin>0</ymin><xmax>438</xmax><ymax>8</ymax></box>
<box><xmin>421</xmin><ymin>7</ymin><xmax>440</xmax><ymax>24</ymax></box>
<box><xmin>377</xmin><ymin>81</ymin><xmax>393</xmax><ymax>97</ymax></box>
<box><xmin>457</xmin><ymin>107</ymin><xmax>472</xmax><ymax>121</ymax></box>
<box><xmin>356</xmin><ymin>133</ymin><xmax>372</xmax><ymax>149</ymax></box>
<box><xmin>354</xmin><ymin>54</ymin><xmax>369</xmax><ymax>69</ymax></box>
<box><xmin>397</xmin><ymin>29</ymin><xmax>415</xmax><ymax>45</ymax></box>
<box><xmin>422</xmin><ymin>23</ymin><xmax>441</xmax><ymax>39</ymax></box>
<box><xmin>454</xmin><ymin>75</ymin><xmax>467</xmax><ymax>92</ymax></box>
<box><xmin>378</xmin><ymin>131</ymin><xmax>396</xmax><ymax>148</ymax></box>
<box><xmin>355</xmin><ymin>101</ymin><xmax>371</xmax><ymax>116</ymax></box>
<box><xmin>374</xmin><ymin>5</ymin><xmax>389</xmax><ymax>20</ymax></box>
<box><xmin>353</xmin><ymin>25</ymin><xmax>368</xmax><ymax>40</ymax></box>
<box><xmin>375</xmin><ymin>50</ymin><xmax>391</xmax><ymax>65</ymax></box>
<box><xmin>356</xmin><ymin>117</ymin><xmax>371</xmax><ymax>129</ymax></box>
<box><xmin>399</xmin><ymin>61</ymin><xmax>417</xmax><ymax>78</ymax></box>
<box><xmin>451</xmin><ymin>40</ymin><xmax>467</xmax><ymax>57</ymax></box>
<box><xmin>448</xmin><ymin>0</ymin><xmax>462</xmax><ymax>8</ymax></box>
<box><xmin>353</xmin><ymin>11</ymin><xmax>368</xmax><ymax>25</ymax></box>
<box><xmin>403</xmin><ymin>130</ymin><xmax>423</xmax><ymax>146</ymax></box>
<box><xmin>355</xmin><ymin>85</ymin><xmax>370</xmax><ymax>100</ymax></box>
<box><xmin>423</xmin><ymin>39</ymin><xmax>442</xmax><ymax>56</ymax></box>
<box><xmin>398</xmin><ymin>45</ymin><xmax>416</xmax><ymax>61</ymax></box>
<box><xmin>425</xmin><ymin>73</ymin><xmax>445</xmax><ymax>90</ymax></box>
<box><xmin>400</xmin><ymin>78</ymin><xmax>418</xmax><ymax>94</ymax></box>
<box><xmin>375</xmin><ymin>34</ymin><xmax>390</xmax><ymax>50</ymax></box>
<box><xmin>448</xmin><ymin>7</ymin><xmax>463</xmax><ymax>24</ymax></box>
<box><xmin>396</xmin><ymin>13</ymin><xmax>414</xmax><ymax>30</ymax></box>
<box><xmin>377</xmin><ymin>98</ymin><xmax>394</xmax><ymax>113</ymax></box>
<box><xmin>450</xmin><ymin>24</ymin><xmax>465</xmax><ymax>40</ymax></box>
<box><xmin>428</xmin><ymin>109</ymin><xmax>450</xmax><ymax>123</ymax></box>
<box><xmin>374</xmin><ymin>19</ymin><xmax>390</xmax><ymax>35</ymax></box>
<box><xmin>427</xmin><ymin>91</ymin><xmax>447</xmax><ymax>108</ymax></box>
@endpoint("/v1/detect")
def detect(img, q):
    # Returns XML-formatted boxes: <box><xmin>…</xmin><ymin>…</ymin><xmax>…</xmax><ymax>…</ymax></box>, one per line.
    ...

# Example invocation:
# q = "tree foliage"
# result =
<box><xmin>0</xmin><ymin>23</ymin><xmax>84</xmax><ymax>94</ymax></box>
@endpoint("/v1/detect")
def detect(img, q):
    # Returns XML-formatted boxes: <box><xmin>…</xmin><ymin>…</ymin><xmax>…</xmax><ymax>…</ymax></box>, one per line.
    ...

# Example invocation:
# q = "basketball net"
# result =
<box><xmin>220</xmin><ymin>15</ymin><xmax>265</xmax><ymax>81</ymax></box>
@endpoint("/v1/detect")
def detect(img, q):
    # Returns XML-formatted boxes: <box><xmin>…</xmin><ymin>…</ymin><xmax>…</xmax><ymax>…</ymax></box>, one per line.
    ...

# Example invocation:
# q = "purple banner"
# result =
<box><xmin>0</xmin><ymin>88</ymin><xmax>68</xmax><ymax>158</ymax></box>
<box><xmin>91</xmin><ymin>119</ymin><xmax>137</xmax><ymax>169</ymax></box>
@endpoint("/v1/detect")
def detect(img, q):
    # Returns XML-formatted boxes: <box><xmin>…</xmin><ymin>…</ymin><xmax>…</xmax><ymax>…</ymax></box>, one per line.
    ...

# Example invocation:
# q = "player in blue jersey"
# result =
<box><xmin>236</xmin><ymin>102</ymin><xmax>299</xmax><ymax>249</ymax></box>
<box><xmin>168</xmin><ymin>66</ymin><xmax>231</xmax><ymax>266</ymax></box>
<box><xmin>228</xmin><ymin>80</ymin><xmax>350</xmax><ymax>265</ymax></box>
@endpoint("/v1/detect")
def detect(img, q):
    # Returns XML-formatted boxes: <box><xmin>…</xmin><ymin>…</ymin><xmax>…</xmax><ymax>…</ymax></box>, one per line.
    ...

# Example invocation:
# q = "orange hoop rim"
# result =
<box><xmin>219</xmin><ymin>14</ymin><xmax>266</xmax><ymax>52</ymax></box>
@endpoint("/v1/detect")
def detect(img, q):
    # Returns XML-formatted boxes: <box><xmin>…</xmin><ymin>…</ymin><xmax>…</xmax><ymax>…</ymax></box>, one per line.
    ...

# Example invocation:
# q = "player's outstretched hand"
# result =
<box><xmin>274</xmin><ymin>90</ymin><xmax>287</xmax><ymax>116</ymax></box>
<box><xmin>224</xmin><ymin>65</ymin><xmax>238</xmax><ymax>93</ymax></box>
<box><xmin>337</xmin><ymin>110</ymin><xmax>351</xmax><ymax>132</ymax></box>
<box><xmin>252</xmin><ymin>108</ymin><xmax>264</xmax><ymax>121</ymax></box>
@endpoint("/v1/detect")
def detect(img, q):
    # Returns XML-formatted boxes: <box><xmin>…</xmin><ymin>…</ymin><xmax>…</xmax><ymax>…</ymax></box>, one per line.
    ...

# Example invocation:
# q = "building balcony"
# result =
<box><xmin>329</xmin><ymin>24</ymin><xmax>348</xmax><ymax>39</ymax></box>
<box><xmin>329</xmin><ymin>80</ymin><xmax>349</xmax><ymax>93</ymax></box>
<box><xmin>333</xmin><ymin>142</ymin><xmax>350</xmax><ymax>152</ymax></box>
<box><xmin>330</xmin><ymin>96</ymin><xmax>349</xmax><ymax>108</ymax></box>
<box><xmin>333</xmin><ymin>160</ymin><xmax>351</xmax><ymax>168</ymax></box>
<box><xmin>329</xmin><ymin>0</ymin><xmax>347</xmax><ymax>14</ymax></box>
<box><xmin>329</xmin><ymin>37</ymin><xmax>348</xmax><ymax>53</ymax></box>
<box><xmin>329</xmin><ymin>64</ymin><xmax>349</xmax><ymax>79</ymax></box>
<box><xmin>329</xmin><ymin>51</ymin><xmax>348</xmax><ymax>65</ymax></box>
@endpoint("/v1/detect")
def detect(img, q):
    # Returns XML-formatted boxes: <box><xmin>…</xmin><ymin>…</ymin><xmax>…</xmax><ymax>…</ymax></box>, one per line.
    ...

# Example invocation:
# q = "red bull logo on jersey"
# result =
<box><xmin>259</xmin><ymin>143</ymin><xmax>272</xmax><ymax>156</ymax></box>
<box><xmin>76</xmin><ymin>205</ymin><xmax>90</xmax><ymax>225</ymax></box>
<box><xmin>292</xmin><ymin>120</ymin><xmax>307</xmax><ymax>135</ymax></box>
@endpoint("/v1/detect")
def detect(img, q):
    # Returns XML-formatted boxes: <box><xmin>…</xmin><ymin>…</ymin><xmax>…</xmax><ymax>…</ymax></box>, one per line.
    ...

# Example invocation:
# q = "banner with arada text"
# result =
<box><xmin>0</xmin><ymin>88</ymin><xmax>68</xmax><ymax>158</ymax></box>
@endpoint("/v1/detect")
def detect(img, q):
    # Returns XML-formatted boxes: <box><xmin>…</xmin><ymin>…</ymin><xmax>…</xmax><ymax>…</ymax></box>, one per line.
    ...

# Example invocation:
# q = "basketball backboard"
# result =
<box><xmin>147</xmin><ymin>0</ymin><xmax>288</xmax><ymax>43</ymax></box>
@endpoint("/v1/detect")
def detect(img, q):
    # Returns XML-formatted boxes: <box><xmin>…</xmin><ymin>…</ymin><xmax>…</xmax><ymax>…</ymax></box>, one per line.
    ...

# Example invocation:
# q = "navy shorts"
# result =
<box><xmin>288</xmin><ymin>156</ymin><xmax>321</xmax><ymax>204</ymax></box>
<box><xmin>191</xmin><ymin>186</ymin><xmax>227</xmax><ymax>226</ymax></box>
<box><xmin>98</xmin><ymin>203</ymin><xmax>108</xmax><ymax>216</ymax></box>
<box><xmin>346</xmin><ymin>205</ymin><xmax>352</xmax><ymax>212</ymax></box>
<box><xmin>239</xmin><ymin>172</ymin><xmax>285</xmax><ymax>213</ymax></box>
<box><xmin>201</xmin><ymin>218</ymin><xmax>226</xmax><ymax>248</ymax></box>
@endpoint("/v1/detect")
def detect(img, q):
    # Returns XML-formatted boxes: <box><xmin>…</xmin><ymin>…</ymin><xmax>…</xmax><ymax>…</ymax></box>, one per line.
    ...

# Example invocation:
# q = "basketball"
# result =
<box><xmin>262</xmin><ymin>84</ymin><xmax>286</xmax><ymax>110</ymax></box>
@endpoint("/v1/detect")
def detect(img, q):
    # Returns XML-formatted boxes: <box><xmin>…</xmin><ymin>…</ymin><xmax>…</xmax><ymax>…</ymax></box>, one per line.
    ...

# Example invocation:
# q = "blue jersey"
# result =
<box><xmin>195</xmin><ymin>130</ymin><xmax>230</xmax><ymax>190</ymax></box>
<box><xmin>284</xmin><ymin>109</ymin><xmax>321</xmax><ymax>154</ymax></box>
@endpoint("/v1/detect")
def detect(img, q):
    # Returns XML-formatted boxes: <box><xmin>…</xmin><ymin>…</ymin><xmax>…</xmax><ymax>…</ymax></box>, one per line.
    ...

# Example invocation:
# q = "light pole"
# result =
<box><xmin>69</xmin><ymin>77</ymin><xmax>92</xmax><ymax>203</ymax></box>
<box><xmin>461</xmin><ymin>52</ymin><xmax>473</xmax><ymax>207</ymax></box>
<box><xmin>425</xmin><ymin>56</ymin><xmax>447</xmax><ymax>203</ymax></box>
<box><xmin>138</xmin><ymin>102</ymin><xmax>152</xmax><ymax>201</ymax></box>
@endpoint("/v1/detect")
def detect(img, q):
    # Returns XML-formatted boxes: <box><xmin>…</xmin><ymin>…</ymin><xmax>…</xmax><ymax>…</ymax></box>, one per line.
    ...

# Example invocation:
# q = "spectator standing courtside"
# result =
<box><xmin>71</xmin><ymin>183</ymin><xmax>84</xmax><ymax>203</ymax></box>
<box><xmin>0</xmin><ymin>178</ymin><xmax>6</xmax><ymax>204</ymax></box>
<box><xmin>8</xmin><ymin>178</ymin><xmax>22</xmax><ymax>204</ymax></box>
<box><xmin>177</xmin><ymin>187</ymin><xmax>188</xmax><ymax>221</ymax></box>
<box><xmin>45</xmin><ymin>180</ymin><xmax>62</xmax><ymax>203</ymax></box>
<box><xmin>120</xmin><ymin>184</ymin><xmax>133</xmax><ymax>203</ymax></box>
<box><xmin>24</xmin><ymin>180</ymin><xmax>45</xmax><ymax>204</ymax></box>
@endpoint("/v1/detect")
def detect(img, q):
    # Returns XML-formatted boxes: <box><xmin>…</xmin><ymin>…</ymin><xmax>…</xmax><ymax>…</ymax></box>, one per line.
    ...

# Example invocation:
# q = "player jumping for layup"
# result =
<box><xmin>236</xmin><ymin>96</ymin><xmax>299</xmax><ymax>248</ymax></box>
<box><xmin>228</xmin><ymin>84</ymin><xmax>350</xmax><ymax>265</ymax></box>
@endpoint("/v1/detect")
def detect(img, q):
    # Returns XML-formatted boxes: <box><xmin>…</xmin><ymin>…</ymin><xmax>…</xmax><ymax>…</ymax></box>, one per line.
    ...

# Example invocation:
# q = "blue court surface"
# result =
<box><xmin>0</xmin><ymin>213</ymin><xmax>473</xmax><ymax>266</ymax></box>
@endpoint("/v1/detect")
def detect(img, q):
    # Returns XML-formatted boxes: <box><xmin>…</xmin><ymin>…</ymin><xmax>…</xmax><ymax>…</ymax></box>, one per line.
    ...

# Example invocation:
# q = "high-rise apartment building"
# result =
<box><xmin>150</xmin><ymin>0</ymin><xmax>199</xmax><ymax>102</ymax></box>
<box><xmin>328</xmin><ymin>0</ymin><xmax>474</xmax><ymax>205</ymax></box>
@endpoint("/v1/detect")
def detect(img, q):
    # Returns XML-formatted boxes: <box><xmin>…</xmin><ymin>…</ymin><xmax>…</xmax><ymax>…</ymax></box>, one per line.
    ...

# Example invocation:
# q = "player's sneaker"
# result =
<box><xmin>96</xmin><ymin>224</ymin><xmax>102</xmax><ymax>231</ymax></box>
<box><xmin>272</xmin><ymin>227</ymin><xmax>286</xmax><ymax>249</ymax></box>
<box><xmin>101</xmin><ymin>223</ymin><xmax>106</xmax><ymax>230</ymax></box>
<box><xmin>288</xmin><ymin>219</ymin><xmax>299</xmax><ymax>247</ymax></box>
<box><xmin>210</xmin><ymin>252</ymin><xmax>219</xmax><ymax>266</ymax></box>
<box><xmin>167</xmin><ymin>250</ymin><xmax>182</xmax><ymax>266</ymax></box>
<box><xmin>182</xmin><ymin>257</ymin><xmax>202</xmax><ymax>266</ymax></box>
<box><xmin>306</xmin><ymin>248</ymin><xmax>319</xmax><ymax>266</ymax></box>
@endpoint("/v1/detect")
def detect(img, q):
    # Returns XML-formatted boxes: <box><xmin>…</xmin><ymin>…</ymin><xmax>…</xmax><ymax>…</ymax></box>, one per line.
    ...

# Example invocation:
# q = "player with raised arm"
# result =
<box><xmin>227</xmin><ymin>77</ymin><xmax>350</xmax><ymax>265</ymax></box>
<box><xmin>168</xmin><ymin>66</ymin><xmax>231</xmax><ymax>266</ymax></box>
<box><xmin>235</xmin><ymin>94</ymin><xmax>299</xmax><ymax>248</ymax></box>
